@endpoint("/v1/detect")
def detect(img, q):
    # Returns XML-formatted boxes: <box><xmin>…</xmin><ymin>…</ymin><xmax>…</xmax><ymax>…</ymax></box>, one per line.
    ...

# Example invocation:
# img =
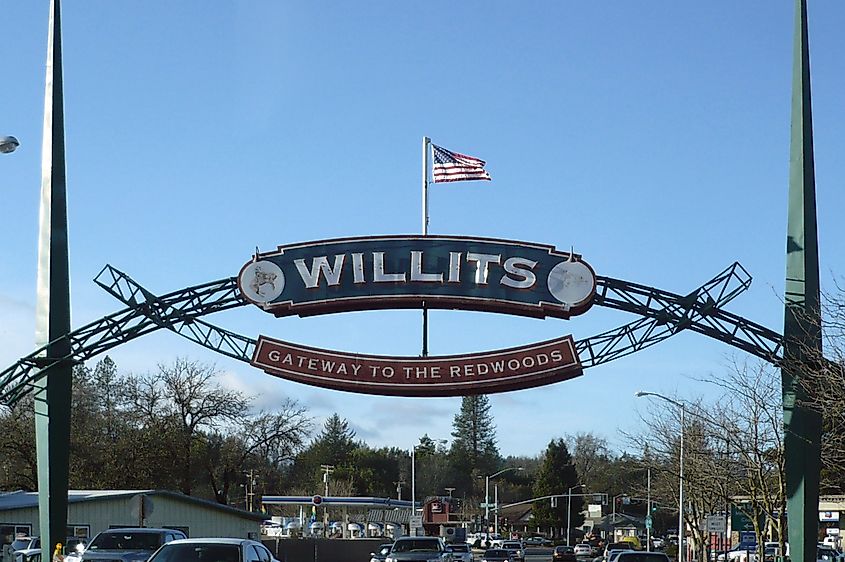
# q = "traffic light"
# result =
<box><xmin>551</xmin><ymin>497</ymin><xmax>558</xmax><ymax>508</ymax></box>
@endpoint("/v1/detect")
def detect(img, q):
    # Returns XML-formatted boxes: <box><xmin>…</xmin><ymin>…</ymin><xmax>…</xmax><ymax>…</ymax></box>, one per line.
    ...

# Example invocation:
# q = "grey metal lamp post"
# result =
<box><xmin>485</xmin><ymin>467</ymin><xmax>524</xmax><ymax>535</ymax></box>
<box><xmin>636</xmin><ymin>391</ymin><xmax>685</xmax><ymax>562</ymax></box>
<box><xmin>567</xmin><ymin>483</ymin><xmax>586</xmax><ymax>546</ymax></box>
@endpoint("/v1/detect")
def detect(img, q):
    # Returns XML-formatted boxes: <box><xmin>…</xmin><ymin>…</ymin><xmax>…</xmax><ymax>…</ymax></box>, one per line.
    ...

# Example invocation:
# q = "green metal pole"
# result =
<box><xmin>34</xmin><ymin>0</ymin><xmax>72</xmax><ymax>560</ymax></box>
<box><xmin>782</xmin><ymin>1</ymin><xmax>822</xmax><ymax>561</ymax></box>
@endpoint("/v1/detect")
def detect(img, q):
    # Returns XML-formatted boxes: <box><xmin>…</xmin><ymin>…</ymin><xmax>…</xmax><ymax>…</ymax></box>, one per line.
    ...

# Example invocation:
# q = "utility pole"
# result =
<box><xmin>321</xmin><ymin>465</ymin><xmax>334</xmax><ymax>537</ymax></box>
<box><xmin>647</xmin><ymin>468</ymin><xmax>651</xmax><ymax>552</ymax></box>
<box><xmin>244</xmin><ymin>469</ymin><xmax>256</xmax><ymax>512</ymax></box>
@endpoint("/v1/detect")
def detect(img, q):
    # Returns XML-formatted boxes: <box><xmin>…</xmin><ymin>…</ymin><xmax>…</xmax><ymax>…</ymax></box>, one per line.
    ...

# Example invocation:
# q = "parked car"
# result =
<box><xmin>618</xmin><ymin>537</ymin><xmax>642</xmax><ymax>551</ymax></box>
<box><xmin>608</xmin><ymin>549</ymin><xmax>635</xmax><ymax>562</ymax></box>
<box><xmin>385</xmin><ymin>537</ymin><xmax>450</xmax><ymax>562</ymax></box>
<box><xmin>574</xmin><ymin>544</ymin><xmax>593</xmax><ymax>557</ymax></box>
<box><xmin>553</xmin><ymin>546</ymin><xmax>577</xmax><ymax>562</ymax></box>
<box><xmin>82</xmin><ymin>528</ymin><xmax>187</xmax><ymax>562</ymax></box>
<box><xmin>370</xmin><ymin>543</ymin><xmax>394</xmax><ymax>562</ymax></box>
<box><xmin>446</xmin><ymin>543</ymin><xmax>473</xmax><ymax>562</ymax></box>
<box><xmin>147</xmin><ymin>538</ymin><xmax>278</xmax><ymax>562</ymax></box>
<box><xmin>15</xmin><ymin>536</ymin><xmax>86</xmax><ymax>562</ymax></box>
<box><xmin>716</xmin><ymin>542</ymin><xmax>758</xmax><ymax>562</ymax></box>
<box><xmin>605</xmin><ymin>543</ymin><xmax>635</xmax><ymax>557</ymax></box>
<box><xmin>615</xmin><ymin>552</ymin><xmax>671</xmax><ymax>562</ymax></box>
<box><xmin>481</xmin><ymin>549</ymin><xmax>514</xmax><ymax>562</ymax></box>
<box><xmin>500</xmin><ymin>540</ymin><xmax>524</xmax><ymax>561</ymax></box>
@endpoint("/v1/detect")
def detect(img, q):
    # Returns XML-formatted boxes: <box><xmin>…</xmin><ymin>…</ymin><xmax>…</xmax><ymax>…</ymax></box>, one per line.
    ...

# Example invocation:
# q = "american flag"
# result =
<box><xmin>431</xmin><ymin>144</ymin><xmax>492</xmax><ymax>183</ymax></box>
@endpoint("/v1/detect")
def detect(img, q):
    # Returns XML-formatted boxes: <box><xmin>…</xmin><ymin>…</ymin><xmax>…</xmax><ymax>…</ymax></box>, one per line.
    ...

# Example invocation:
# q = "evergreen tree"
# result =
<box><xmin>532</xmin><ymin>439</ymin><xmax>583</xmax><ymax>537</ymax></box>
<box><xmin>290</xmin><ymin>413</ymin><xmax>360</xmax><ymax>492</ymax></box>
<box><xmin>316</xmin><ymin>413</ymin><xmax>358</xmax><ymax>466</ymax></box>
<box><xmin>450</xmin><ymin>396</ymin><xmax>499</xmax><ymax>471</ymax></box>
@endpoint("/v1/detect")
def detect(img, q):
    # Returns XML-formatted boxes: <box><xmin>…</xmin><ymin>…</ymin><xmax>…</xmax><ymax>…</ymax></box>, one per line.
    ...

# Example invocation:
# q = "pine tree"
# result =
<box><xmin>314</xmin><ymin>413</ymin><xmax>358</xmax><ymax>467</ymax></box>
<box><xmin>449</xmin><ymin>396</ymin><xmax>500</xmax><ymax>475</ymax></box>
<box><xmin>532</xmin><ymin>439</ymin><xmax>584</xmax><ymax>537</ymax></box>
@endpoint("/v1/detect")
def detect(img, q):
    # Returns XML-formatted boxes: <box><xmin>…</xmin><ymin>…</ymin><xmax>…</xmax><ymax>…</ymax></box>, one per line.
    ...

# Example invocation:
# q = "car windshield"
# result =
<box><xmin>449</xmin><ymin>544</ymin><xmax>469</xmax><ymax>552</ymax></box>
<box><xmin>150</xmin><ymin>544</ymin><xmax>241</xmax><ymax>562</ymax></box>
<box><xmin>484</xmin><ymin>550</ymin><xmax>508</xmax><ymax>557</ymax></box>
<box><xmin>503</xmin><ymin>542</ymin><xmax>521</xmax><ymax>548</ymax></box>
<box><xmin>391</xmin><ymin>540</ymin><xmax>440</xmax><ymax>553</ymax></box>
<box><xmin>89</xmin><ymin>532</ymin><xmax>163</xmax><ymax>551</ymax></box>
<box><xmin>378</xmin><ymin>545</ymin><xmax>392</xmax><ymax>555</ymax></box>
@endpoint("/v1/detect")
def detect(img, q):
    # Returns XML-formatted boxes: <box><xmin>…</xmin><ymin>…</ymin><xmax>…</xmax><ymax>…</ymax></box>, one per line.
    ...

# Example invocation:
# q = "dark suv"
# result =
<box><xmin>385</xmin><ymin>537</ymin><xmax>450</xmax><ymax>562</ymax></box>
<box><xmin>81</xmin><ymin>528</ymin><xmax>186</xmax><ymax>562</ymax></box>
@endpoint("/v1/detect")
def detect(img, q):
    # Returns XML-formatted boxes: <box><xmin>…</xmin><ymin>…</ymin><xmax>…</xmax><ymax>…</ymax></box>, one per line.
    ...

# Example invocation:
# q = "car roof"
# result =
<box><xmin>165</xmin><ymin>539</ymin><xmax>255</xmax><ymax>546</ymax></box>
<box><xmin>101</xmin><ymin>527</ymin><xmax>173</xmax><ymax>533</ymax></box>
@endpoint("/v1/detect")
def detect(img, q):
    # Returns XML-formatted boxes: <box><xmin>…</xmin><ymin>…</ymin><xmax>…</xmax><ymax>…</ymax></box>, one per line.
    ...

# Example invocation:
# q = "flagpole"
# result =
<box><xmin>421</xmin><ymin>136</ymin><xmax>430</xmax><ymax>357</ymax></box>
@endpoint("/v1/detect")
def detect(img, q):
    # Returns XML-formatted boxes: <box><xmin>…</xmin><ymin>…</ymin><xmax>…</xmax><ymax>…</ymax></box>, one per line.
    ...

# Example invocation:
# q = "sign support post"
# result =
<box><xmin>421</xmin><ymin>136</ymin><xmax>430</xmax><ymax>357</ymax></box>
<box><xmin>34</xmin><ymin>2</ymin><xmax>72</xmax><ymax>561</ymax></box>
<box><xmin>783</xmin><ymin>1</ymin><xmax>822</xmax><ymax>561</ymax></box>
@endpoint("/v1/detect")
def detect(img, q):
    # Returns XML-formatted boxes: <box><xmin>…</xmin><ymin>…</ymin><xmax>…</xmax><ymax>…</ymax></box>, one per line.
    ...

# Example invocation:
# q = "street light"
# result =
<box><xmin>0</xmin><ymin>136</ymin><xmax>19</xmax><ymax>154</ymax></box>
<box><xmin>636</xmin><ymin>391</ymin><xmax>685</xmax><ymax>562</ymax></box>
<box><xmin>485</xmin><ymin>467</ymin><xmax>524</xmax><ymax>535</ymax></box>
<box><xmin>567</xmin><ymin>483</ymin><xmax>586</xmax><ymax>546</ymax></box>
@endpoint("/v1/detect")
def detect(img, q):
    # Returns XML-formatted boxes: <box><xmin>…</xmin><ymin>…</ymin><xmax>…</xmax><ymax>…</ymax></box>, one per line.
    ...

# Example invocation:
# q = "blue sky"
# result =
<box><xmin>2</xmin><ymin>2</ymin><xmax>845</xmax><ymax>460</ymax></box>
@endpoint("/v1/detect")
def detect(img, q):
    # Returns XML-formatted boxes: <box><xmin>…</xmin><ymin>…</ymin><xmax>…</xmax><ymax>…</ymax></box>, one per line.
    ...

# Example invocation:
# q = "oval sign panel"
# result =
<box><xmin>239</xmin><ymin>235</ymin><xmax>596</xmax><ymax>319</ymax></box>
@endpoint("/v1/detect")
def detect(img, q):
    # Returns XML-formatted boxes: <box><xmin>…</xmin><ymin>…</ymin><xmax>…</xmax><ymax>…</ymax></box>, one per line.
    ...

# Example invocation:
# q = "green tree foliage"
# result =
<box><xmin>290</xmin><ymin>413</ymin><xmax>360</xmax><ymax>492</ymax></box>
<box><xmin>412</xmin><ymin>436</ymin><xmax>453</xmax><ymax>500</ymax></box>
<box><xmin>0</xmin><ymin>356</ymin><xmax>311</xmax><ymax>505</ymax></box>
<box><xmin>532</xmin><ymin>439</ymin><xmax>583</xmax><ymax>536</ymax></box>
<box><xmin>449</xmin><ymin>395</ymin><xmax>500</xmax><ymax>492</ymax></box>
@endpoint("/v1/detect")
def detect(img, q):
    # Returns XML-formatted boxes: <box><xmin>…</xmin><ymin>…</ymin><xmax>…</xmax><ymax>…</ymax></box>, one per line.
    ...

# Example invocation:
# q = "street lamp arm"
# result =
<box><xmin>635</xmin><ymin>390</ymin><xmax>684</xmax><ymax>410</ymax></box>
<box><xmin>490</xmin><ymin>466</ymin><xmax>523</xmax><ymax>479</ymax></box>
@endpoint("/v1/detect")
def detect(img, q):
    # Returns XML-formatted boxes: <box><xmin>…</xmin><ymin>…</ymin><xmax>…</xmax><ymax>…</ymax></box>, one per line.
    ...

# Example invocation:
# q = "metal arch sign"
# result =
<box><xmin>238</xmin><ymin>235</ymin><xmax>596</xmax><ymax>319</ymax></box>
<box><xmin>238</xmin><ymin>235</ymin><xmax>595</xmax><ymax>396</ymax></box>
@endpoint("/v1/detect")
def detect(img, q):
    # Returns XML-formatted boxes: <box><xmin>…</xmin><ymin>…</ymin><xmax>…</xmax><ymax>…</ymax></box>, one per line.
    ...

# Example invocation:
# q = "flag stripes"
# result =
<box><xmin>431</xmin><ymin>144</ymin><xmax>491</xmax><ymax>183</ymax></box>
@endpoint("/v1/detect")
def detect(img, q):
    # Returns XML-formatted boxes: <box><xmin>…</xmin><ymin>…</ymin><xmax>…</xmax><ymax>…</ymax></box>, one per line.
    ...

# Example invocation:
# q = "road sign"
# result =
<box><xmin>645</xmin><ymin>515</ymin><xmax>653</xmax><ymax>530</ymax></box>
<box><xmin>410</xmin><ymin>515</ymin><xmax>423</xmax><ymax>529</ymax></box>
<box><xmin>480</xmin><ymin>503</ymin><xmax>496</xmax><ymax>508</ymax></box>
<box><xmin>705</xmin><ymin>515</ymin><xmax>727</xmax><ymax>533</ymax></box>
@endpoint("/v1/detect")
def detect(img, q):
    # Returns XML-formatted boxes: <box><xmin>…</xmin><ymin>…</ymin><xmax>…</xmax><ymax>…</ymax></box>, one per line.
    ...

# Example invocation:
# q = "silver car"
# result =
<box><xmin>446</xmin><ymin>543</ymin><xmax>472</xmax><ymax>562</ymax></box>
<box><xmin>147</xmin><ymin>538</ymin><xmax>280</xmax><ymax>562</ymax></box>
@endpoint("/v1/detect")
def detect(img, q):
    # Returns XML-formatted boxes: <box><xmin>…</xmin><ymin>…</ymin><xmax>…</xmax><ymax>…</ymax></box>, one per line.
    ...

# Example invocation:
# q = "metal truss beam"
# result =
<box><xmin>0</xmin><ymin>262</ymin><xmax>785</xmax><ymax>406</ymax></box>
<box><xmin>0</xmin><ymin>266</ymin><xmax>244</xmax><ymax>405</ymax></box>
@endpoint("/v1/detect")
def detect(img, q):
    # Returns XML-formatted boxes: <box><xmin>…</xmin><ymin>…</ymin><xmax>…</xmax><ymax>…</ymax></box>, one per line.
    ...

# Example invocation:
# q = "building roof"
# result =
<box><xmin>0</xmin><ymin>490</ymin><xmax>265</xmax><ymax>522</ymax></box>
<box><xmin>595</xmin><ymin>512</ymin><xmax>645</xmax><ymax>531</ymax></box>
<box><xmin>261</xmin><ymin>495</ymin><xmax>415</xmax><ymax>509</ymax></box>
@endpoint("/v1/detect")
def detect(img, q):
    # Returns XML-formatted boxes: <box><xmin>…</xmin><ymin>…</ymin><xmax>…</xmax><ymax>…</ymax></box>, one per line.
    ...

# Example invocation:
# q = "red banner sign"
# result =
<box><xmin>251</xmin><ymin>335</ymin><xmax>583</xmax><ymax>396</ymax></box>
